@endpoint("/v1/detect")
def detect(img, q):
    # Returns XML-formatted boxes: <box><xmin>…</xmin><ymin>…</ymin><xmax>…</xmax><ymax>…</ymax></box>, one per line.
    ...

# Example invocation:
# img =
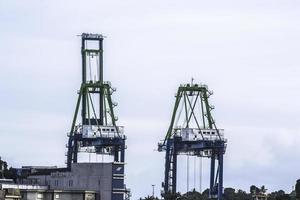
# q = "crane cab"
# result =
<box><xmin>181</xmin><ymin>128</ymin><xmax>225</xmax><ymax>141</ymax></box>
<box><xmin>81</xmin><ymin>125</ymin><xmax>125</xmax><ymax>139</ymax></box>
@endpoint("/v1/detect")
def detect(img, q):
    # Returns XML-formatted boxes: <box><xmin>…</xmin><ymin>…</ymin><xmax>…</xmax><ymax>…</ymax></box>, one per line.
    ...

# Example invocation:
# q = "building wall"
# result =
<box><xmin>21</xmin><ymin>190</ymin><xmax>96</xmax><ymax>200</ymax></box>
<box><xmin>112</xmin><ymin>163</ymin><xmax>125</xmax><ymax>200</ymax></box>
<box><xmin>21</xmin><ymin>191</ymin><xmax>50</xmax><ymax>200</ymax></box>
<box><xmin>27</xmin><ymin>163</ymin><xmax>112</xmax><ymax>200</ymax></box>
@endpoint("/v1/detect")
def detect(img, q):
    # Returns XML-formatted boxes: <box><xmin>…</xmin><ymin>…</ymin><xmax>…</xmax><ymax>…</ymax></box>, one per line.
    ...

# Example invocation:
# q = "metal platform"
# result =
<box><xmin>158</xmin><ymin>83</ymin><xmax>227</xmax><ymax>200</ymax></box>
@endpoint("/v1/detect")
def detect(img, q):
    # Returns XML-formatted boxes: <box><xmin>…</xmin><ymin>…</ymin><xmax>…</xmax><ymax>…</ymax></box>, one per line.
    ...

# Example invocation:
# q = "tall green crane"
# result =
<box><xmin>158</xmin><ymin>83</ymin><xmax>227</xmax><ymax>200</ymax></box>
<box><xmin>66</xmin><ymin>33</ymin><xmax>127</xmax><ymax>200</ymax></box>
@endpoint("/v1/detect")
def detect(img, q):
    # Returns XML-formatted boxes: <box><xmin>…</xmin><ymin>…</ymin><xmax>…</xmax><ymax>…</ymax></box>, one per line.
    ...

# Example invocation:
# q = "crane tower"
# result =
<box><xmin>158</xmin><ymin>83</ymin><xmax>227</xmax><ymax>200</ymax></box>
<box><xmin>66</xmin><ymin>33</ymin><xmax>127</xmax><ymax>200</ymax></box>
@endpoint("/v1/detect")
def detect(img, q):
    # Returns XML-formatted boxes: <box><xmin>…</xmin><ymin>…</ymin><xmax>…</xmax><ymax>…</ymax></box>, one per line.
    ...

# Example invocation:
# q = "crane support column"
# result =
<box><xmin>66</xmin><ymin>33</ymin><xmax>129</xmax><ymax>200</ymax></box>
<box><xmin>158</xmin><ymin>83</ymin><xmax>227</xmax><ymax>200</ymax></box>
<box><xmin>172</xmin><ymin>139</ymin><xmax>178</xmax><ymax>194</ymax></box>
<box><xmin>164</xmin><ymin>140</ymin><xmax>171</xmax><ymax>193</ymax></box>
<box><xmin>218</xmin><ymin>153</ymin><xmax>224</xmax><ymax>200</ymax></box>
<box><xmin>210</xmin><ymin>153</ymin><xmax>216</xmax><ymax>198</ymax></box>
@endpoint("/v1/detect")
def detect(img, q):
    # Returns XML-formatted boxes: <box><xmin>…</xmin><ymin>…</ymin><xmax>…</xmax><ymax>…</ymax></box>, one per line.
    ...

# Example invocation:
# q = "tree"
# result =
<box><xmin>0</xmin><ymin>158</ymin><xmax>8</xmax><ymax>178</ymax></box>
<box><xmin>260</xmin><ymin>185</ymin><xmax>267</xmax><ymax>194</ymax></box>
<box><xmin>250</xmin><ymin>185</ymin><xmax>260</xmax><ymax>195</ymax></box>
<box><xmin>139</xmin><ymin>196</ymin><xmax>159</xmax><ymax>200</ymax></box>
<box><xmin>236</xmin><ymin>189</ymin><xmax>252</xmax><ymax>200</ymax></box>
<box><xmin>201</xmin><ymin>189</ymin><xmax>210</xmax><ymax>200</ymax></box>
<box><xmin>162</xmin><ymin>191</ymin><xmax>181</xmax><ymax>200</ymax></box>
<box><xmin>180</xmin><ymin>189</ymin><xmax>203</xmax><ymax>200</ymax></box>
<box><xmin>268</xmin><ymin>190</ymin><xmax>291</xmax><ymax>200</ymax></box>
<box><xmin>139</xmin><ymin>185</ymin><xmax>297</xmax><ymax>200</ymax></box>
<box><xmin>3</xmin><ymin>167</ymin><xmax>18</xmax><ymax>181</ymax></box>
<box><xmin>296</xmin><ymin>179</ymin><xmax>300</xmax><ymax>200</ymax></box>
<box><xmin>224</xmin><ymin>188</ymin><xmax>235</xmax><ymax>200</ymax></box>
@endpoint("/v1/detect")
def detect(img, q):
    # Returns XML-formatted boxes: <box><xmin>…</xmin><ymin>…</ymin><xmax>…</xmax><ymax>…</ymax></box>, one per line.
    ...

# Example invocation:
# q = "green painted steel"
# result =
<box><xmin>162</xmin><ymin>83</ymin><xmax>221</xmax><ymax>145</ymax></box>
<box><xmin>66</xmin><ymin>33</ymin><xmax>123</xmax><ymax>169</ymax></box>
<box><xmin>159</xmin><ymin>83</ymin><xmax>226</xmax><ymax>200</ymax></box>
<box><xmin>68</xmin><ymin>82</ymin><xmax>118</xmax><ymax>138</ymax></box>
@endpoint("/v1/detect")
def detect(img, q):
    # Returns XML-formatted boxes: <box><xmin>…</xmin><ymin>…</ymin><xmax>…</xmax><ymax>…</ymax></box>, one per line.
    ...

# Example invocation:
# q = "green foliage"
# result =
<box><xmin>234</xmin><ymin>189</ymin><xmax>252</xmax><ymax>200</ymax></box>
<box><xmin>179</xmin><ymin>189</ymin><xmax>205</xmax><ymax>200</ymax></box>
<box><xmin>0</xmin><ymin>158</ymin><xmax>18</xmax><ymax>181</ymax></box>
<box><xmin>250</xmin><ymin>185</ymin><xmax>260</xmax><ymax>195</ymax></box>
<box><xmin>0</xmin><ymin>158</ymin><xmax>8</xmax><ymax>179</ymax></box>
<box><xmin>141</xmin><ymin>183</ymin><xmax>298</xmax><ymax>200</ymax></box>
<box><xmin>163</xmin><ymin>191</ymin><xmax>181</xmax><ymax>200</ymax></box>
<box><xmin>224</xmin><ymin>187</ymin><xmax>235</xmax><ymax>200</ymax></box>
<box><xmin>4</xmin><ymin>167</ymin><xmax>18</xmax><ymax>181</ymax></box>
<box><xmin>296</xmin><ymin>179</ymin><xmax>300</xmax><ymax>199</ymax></box>
<box><xmin>269</xmin><ymin>190</ymin><xmax>291</xmax><ymax>200</ymax></box>
<box><xmin>259</xmin><ymin>186</ymin><xmax>267</xmax><ymax>194</ymax></box>
<box><xmin>139</xmin><ymin>196</ymin><xmax>160</xmax><ymax>200</ymax></box>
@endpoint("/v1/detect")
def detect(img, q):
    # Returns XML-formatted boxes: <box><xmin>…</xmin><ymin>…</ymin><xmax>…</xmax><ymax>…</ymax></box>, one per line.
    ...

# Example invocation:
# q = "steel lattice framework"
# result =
<box><xmin>66</xmin><ymin>33</ymin><xmax>127</xmax><ymax>200</ymax></box>
<box><xmin>158</xmin><ymin>83</ymin><xmax>227</xmax><ymax>200</ymax></box>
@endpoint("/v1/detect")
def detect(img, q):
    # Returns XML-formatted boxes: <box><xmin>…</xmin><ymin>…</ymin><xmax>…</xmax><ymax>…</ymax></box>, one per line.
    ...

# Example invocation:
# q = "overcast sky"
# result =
<box><xmin>1</xmin><ymin>0</ymin><xmax>300</xmax><ymax>199</ymax></box>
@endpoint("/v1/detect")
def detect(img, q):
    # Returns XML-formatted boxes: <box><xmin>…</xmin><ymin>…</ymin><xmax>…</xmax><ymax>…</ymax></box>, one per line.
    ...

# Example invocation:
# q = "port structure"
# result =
<box><xmin>66</xmin><ymin>33</ymin><xmax>126</xmax><ymax>168</ymax></box>
<box><xmin>66</xmin><ymin>33</ymin><xmax>128</xmax><ymax>200</ymax></box>
<box><xmin>158</xmin><ymin>83</ymin><xmax>227</xmax><ymax>200</ymax></box>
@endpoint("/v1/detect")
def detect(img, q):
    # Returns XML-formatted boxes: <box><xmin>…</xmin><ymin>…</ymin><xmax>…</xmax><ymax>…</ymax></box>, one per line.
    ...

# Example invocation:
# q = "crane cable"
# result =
<box><xmin>96</xmin><ymin>55</ymin><xmax>99</xmax><ymax>82</ymax></box>
<box><xmin>197</xmin><ymin>92</ymin><xmax>203</xmax><ymax>192</ymax></box>
<box><xmin>87</xmin><ymin>40</ymin><xmax>93</xmax><ymax>82</ymax></box>
<box><xmin>194</xmin><ymin>156</ymin><xmax>196</xmax><ymax>190</ymax></box>
<box><xmin>199</xmin><ymin>157</ymin><xmax>202</xmax><ymax>193</ymax></box>
<box><xmin>88</xmin><ymin>48</ymin><xmax>101</xmax><ymax>127</ymax></box>
<box><xmin>187</xmin><ymin>155</ymin><xmax>189</xmax><ymax>193</ymax></box>
<box><xmin>88</xmin><ymin>55</ymin><xmax>93</xmax><ymax>81</ymax></box>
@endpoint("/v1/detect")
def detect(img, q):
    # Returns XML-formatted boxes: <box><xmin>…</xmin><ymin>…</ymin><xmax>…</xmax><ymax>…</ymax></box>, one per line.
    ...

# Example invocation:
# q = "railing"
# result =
<box><xmin>81</xmin><ymin>125</ymin><xmax>125</xmax><ymax>139</ymax></box>
<box><xmin>177</xmin><ymin>128</ymin><xmax>226</xmax><ymax>141</ymax></box>
<box><xmin>0</xmin><ymin>183</ymin><xmax>48</xmax><ymax>190</ymax></box>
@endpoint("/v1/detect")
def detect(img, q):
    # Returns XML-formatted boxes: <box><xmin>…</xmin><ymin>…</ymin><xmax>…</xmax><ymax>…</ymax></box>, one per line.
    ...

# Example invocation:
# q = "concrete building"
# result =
<box><xmin>0</xmin><ymin>179</ymin><xmax>96</xmax><ymax>200</ymax></box>
<box><xmin>21</xmin><ymin>190</ymin><xmax>96</xmax><ymax>200</ymax></box>
<box><xmin>0</xmin><ymin>179</ymin><xmax>22</xmax><ymax>200</ymax></box>
<box><xmin>20</xmin><ymin>162</ymin><xmax>127</xmax><ymax>200</ymax></box>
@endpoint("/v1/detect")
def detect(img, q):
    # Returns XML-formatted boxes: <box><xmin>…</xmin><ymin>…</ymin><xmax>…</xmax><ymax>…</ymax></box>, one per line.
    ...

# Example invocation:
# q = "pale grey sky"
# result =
<box><xmin>1</xmin><ymin>0</ymin><xmax>300</xmax><ymax>199</ymax></box>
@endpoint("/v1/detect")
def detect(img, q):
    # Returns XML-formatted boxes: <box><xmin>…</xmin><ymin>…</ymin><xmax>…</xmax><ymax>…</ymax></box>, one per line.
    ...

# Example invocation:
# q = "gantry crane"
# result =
<box><xmin>66</xmin><ymin>33</ymin><xmax>127</xmax><ymax>200</ymax></box>
<box><xmin>158</xmin><ymin>83</ymin><xmax>227</xmax><ymax>200</ymax></box>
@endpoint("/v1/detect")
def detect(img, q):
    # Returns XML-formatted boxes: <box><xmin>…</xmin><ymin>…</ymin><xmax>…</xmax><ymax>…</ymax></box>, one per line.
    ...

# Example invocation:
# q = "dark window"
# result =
<box><xmin>69</xmin><ymin>180</ymin><xmax>73</xmax><ymax>187</ymax></box>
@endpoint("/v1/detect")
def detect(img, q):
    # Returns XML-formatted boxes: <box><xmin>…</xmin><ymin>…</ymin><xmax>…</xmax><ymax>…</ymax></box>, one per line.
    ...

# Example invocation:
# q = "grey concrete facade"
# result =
<box><xmin>0</xmin><ymin>182</ymin><xmax>96</xmax><ymax>200</ymax></box>
<box><xmin>24</xmin><ymin>163</ymin><xmax>113</xmax><ymax>200</ymax></box>
<box><xmin>21</xmin><ymin>190</ymin><xmax>96</xmax><ymax>200</ymax></box>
